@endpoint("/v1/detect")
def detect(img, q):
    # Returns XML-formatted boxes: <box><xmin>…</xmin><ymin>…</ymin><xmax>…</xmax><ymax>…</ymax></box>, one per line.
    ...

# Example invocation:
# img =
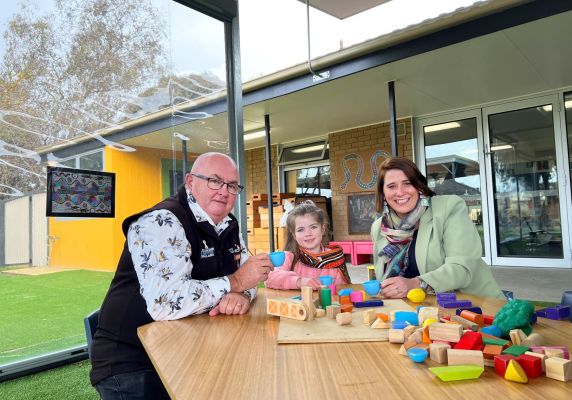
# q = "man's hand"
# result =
<box><xmin>228</xmin><ymin>253</ymin><xmax>273</xmax><ymax>292</ymax></box>
<box><xmin>381</xmin><ymin>277</ymin><xmax>420</xmax><ymax>298</ymax></box>
<box><xmin>209</xmin><ymin>292</ymin><xmax>250</xmax><ymax>316</ymax></box>
<box><xmin>297</xmin><ymin>277</ymin><xmax>321</xmax><ymax>290</ymax></box>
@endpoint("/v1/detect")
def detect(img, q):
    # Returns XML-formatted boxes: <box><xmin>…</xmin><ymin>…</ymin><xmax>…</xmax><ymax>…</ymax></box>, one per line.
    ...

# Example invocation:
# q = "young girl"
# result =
<box><xmin>265</xmin><ymin>200</ymin><xmax>351</xmax><ymax>290</ymax></box>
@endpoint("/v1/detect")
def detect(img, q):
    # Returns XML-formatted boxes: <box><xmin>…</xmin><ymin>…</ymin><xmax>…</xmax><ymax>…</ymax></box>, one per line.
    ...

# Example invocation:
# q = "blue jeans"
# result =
<box><xmin>95</xmin><ymin>369</ymin><xmax>170</xmax><ymax>400</ymax></box>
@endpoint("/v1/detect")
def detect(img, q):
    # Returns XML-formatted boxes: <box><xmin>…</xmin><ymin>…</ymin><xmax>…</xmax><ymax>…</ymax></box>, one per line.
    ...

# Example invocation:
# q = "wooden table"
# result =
<box><xmin>138</xmin><ymin>289</ymin><xmax>572</xmax><ymax>399</ymax></box>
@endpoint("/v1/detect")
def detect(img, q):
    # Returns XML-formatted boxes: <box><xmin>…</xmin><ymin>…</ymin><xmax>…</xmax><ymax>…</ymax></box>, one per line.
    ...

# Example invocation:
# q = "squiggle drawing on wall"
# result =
<box><xmin>340</xmin><ymin>150</ymin><xmax>391</xmax><ymax>191</ymax></box>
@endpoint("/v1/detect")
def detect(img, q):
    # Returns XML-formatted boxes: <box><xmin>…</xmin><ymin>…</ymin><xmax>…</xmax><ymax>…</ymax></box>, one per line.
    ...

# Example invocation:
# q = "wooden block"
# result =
<box><xmin>447</xmin><ymin>349</ymin><xmax>484</xmax><ymax>368</ymax></box>
<box><xmin>525</xmin><ymin>351</ymin><xmax>547</xmax><ymax>372</ymax></box>
<box><xmin>315</xmin><ymin>308</ymin><xmax>326</xmax><ymax>318</ymax></box>
<box><xmin>516</xmin><ymin>354</ymin><xmax>542</xmax><ymax>378</ymax></box>
<box><xmin>544</xmin><ymin>348</ymin><xmax>565</xmax><ymax>359</ymax></box>
<box><xmin>450</xmin><ymin>315</ymin><xmax>479</xmax><ymax>331</ymax></box>
<box><xmin>301</xmin><ymin>286</ymin><xmax>315</xmax><ymax>321</ymax></box>
<box><xmin>521</xmin><ymin>333</ymin><xmax>545</xmax><ymax>347</ymax></box>
<box><xmin>418</xmin><ymin>307</ymin><xmax>439</xmax><ymax>326</ymax></box>
<box><xmin>483</xmin><ymin>344</ymin><xmax>503</xmax><ymax>360</ymax></box>
<box><xmin>460</xmin><ymin>310</ymin><xmax>484</xmax><ymax>325</ymax></box>
<box><xmin>545</xmin><ymin>357</ymin><xmax>572</xmax><ymax>382</ymax></box>
<box><xmin>494</xmin><ymin>354</ymin><xmax>516</xmax><ymax>376</ymax></box>
<box><xmin>403</xmin><ymin>324</ymin><xmax>417</xmax><ymax>339</ymax></box>
<box><xmin>340</xmin><ymin>304</ymin><xmax>353</xmax><ymax>313</ymax></box>
<box><xmin>429</xmin><ymin>365</ymin><xmax>484</xmax><ymax>381</ymax></box>
<box><xmin>454</xmin><ymin>331</ymin><xmax>484</xmax><ymax>351</ymax></box>
<box><xmin>266</xmin><ymin>298</ymin><xmax>308</xmax><ymax>321</ymax></box>
<box><xmin>504</xmin><ymin>360</ymin><xmax>528</xmax><ymax>383</ymax></box>
<box><xmin>483</xmin><ymin>359</ymin><xmax>495</xmax><ymax>368</ymax></box>
<box><xmin>509</xmin><ymin>329</ymin><xmax>526</xmax><ymax>345</ymax></box>
<box><xmin>503</xmin><ymin>345</ymin><xmax>530</xmax><ymax>357</ymax></box>
<box><xmin>371</xmin><ymin>318</ymin><xmax>391</xmax><ymax>329</ymax></box>
<box><xmin>398</xmin><ymin>344</ymin><xmax>409</xmax><ymax>356</ymax></box>
<box><xmin>422</xmin><ymin>326</ymin><xmax>431</xmax><ymax>344</ymax></box>
<box><xmin>326</xmin><ymin>305</ymin><xmax>341</xmax><ymax>319</ymax></box>
<box><xmin>409</xmin><ymin>329</ymin><xmax>423</xmax><ymax>344</ymax></box>
<box><xmin>363</xmin><ymin>309</ymin><xmax>377</xmax><ymax>325</ymax></box>
<box><xmin>340</xmin><ymin>295</ymin><xmax>351</xmax><ymax>305</ymax></box>
<box><xmin>430</xmin><ymin>343</ymin><xmax>451</xmax><ymax>364</ymax></box>
<box><xmin>429</xmin><ymin>322</ymin><xmax>463</xmax><ymax>343</ymax></box>
<box><xmin>376</xmin><ymin>313</ymin><xmax>389</xmax><ymax>322</ymax></box>
<box><xmin>336</xmin><ymin>311</ymin><xmax>352</xmax><ymax>326</ymax></box>
<box><xmin>388</xmin><ymin>329</ymin><xmax>405</xmax><ymax>344</ymax></box>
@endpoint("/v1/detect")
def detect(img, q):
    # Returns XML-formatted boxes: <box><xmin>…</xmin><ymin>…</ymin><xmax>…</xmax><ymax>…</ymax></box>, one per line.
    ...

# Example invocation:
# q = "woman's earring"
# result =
<box><xmin>383</xmin><ymin>200</ymin><xmax>389</xmax><ymax>215</ymax></box>
<box><xmin>420</xmin><ymin>192</ymin><xmax>429</xmax><ymax>207</ymax></box>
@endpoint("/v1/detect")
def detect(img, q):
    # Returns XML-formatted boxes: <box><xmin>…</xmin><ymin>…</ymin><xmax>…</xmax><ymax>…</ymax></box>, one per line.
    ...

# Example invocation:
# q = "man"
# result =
<box><xmin>90</xmin><ymin>152</ymin><xmax>273</xmax><ymax>399</ymax></box>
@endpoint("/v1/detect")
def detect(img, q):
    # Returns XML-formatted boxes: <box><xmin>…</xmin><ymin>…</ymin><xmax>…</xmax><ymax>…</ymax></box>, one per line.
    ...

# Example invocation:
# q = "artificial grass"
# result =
<box><xmin>0</xmin><ymin>361</ymin><xmax>98</xmax><ymax>400</ymax></box>
<box><xmin>0</xmin><ymin>270</ymin><xmax>113</xmax><ymax>365</ymax></box>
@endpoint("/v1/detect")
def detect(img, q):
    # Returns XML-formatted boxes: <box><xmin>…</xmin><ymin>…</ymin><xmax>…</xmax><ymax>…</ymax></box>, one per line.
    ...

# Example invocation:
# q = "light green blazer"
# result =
<box><xmin>371</xmin><ymin>195</ymin><xmax>503</xmax><ymax>299</ymax></box>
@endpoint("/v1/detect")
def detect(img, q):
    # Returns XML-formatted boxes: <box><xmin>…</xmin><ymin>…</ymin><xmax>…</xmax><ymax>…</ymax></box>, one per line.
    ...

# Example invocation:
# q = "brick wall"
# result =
<box><xmin>244</xmin><ymin>145</ymin><xmax>279</xmax><ymax>197</ymax></box>
<box><xmin>329</xmin><ymin>118</ymin><xmax>414</xmax><ymax>241</ymax></box>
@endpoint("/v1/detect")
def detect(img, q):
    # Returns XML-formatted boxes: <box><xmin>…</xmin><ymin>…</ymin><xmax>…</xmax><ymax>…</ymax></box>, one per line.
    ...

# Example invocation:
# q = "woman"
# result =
<box><xmin>371</xmin><ymin>157</ymin><xmax>503</xmax><ymax>299</ymax></box>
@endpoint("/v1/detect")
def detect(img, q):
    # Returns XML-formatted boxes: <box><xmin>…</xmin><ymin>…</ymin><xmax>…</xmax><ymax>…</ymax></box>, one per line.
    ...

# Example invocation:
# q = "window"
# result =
<box><xmin>279</xmin><ymin>140</ymin><xmax>328</xmax><ymax>165</ymax></box>
<box><xmin>60</xmin><ymin>150</ymin><xmax>104</xmax><ymax>171</ymax></box>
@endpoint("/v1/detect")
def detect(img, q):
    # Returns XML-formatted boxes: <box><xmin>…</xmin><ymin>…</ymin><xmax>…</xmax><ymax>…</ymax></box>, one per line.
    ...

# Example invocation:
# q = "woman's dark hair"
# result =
<box><xmin>374</xmin><ymin>157</ymin><xmax>436</xmax><ymax>213</ymax></box>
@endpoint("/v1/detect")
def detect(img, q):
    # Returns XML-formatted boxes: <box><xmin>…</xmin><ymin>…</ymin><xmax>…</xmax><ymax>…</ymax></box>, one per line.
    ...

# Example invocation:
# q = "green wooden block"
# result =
<box><xmin>482</xmin><ymin>337</ymin><xmax>509</xmax><ymax>346</ymax></box>
<box><xmin>502</xmin><ymin>345</ymin><xmax>529</xmax><ymax>357</ymax></box>
<box><xmin>429</xmin><ymin>365</ymin><xmax>484</xmax><ymax>381</ymax></box>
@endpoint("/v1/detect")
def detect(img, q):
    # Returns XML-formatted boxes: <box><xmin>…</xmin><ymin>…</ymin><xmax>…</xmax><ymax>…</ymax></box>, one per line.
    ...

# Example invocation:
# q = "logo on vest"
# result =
<box><xmin>200</xmin><ymin>240</ymin><xmax>215</xmax><ymax>259</ymax></box>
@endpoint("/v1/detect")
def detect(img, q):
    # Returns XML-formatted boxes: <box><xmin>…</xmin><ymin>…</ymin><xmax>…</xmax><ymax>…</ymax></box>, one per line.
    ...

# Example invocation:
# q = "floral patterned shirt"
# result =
<box><xmin>127</xmin><ymin>187</ymin><xmax>253</xmax><ymax>320</ymax></box>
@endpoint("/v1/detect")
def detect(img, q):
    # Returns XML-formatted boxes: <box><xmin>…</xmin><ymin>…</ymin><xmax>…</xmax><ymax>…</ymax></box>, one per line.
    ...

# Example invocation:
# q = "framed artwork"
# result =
<box><xmin>347</xmin><ymin>193</ymin><xmax>377</xmax><ymax>234</ymax></box>
<box><xmin>46</xmin><ymin>166</ymin><xmax>115</xmax><ymax>218</ymax></box>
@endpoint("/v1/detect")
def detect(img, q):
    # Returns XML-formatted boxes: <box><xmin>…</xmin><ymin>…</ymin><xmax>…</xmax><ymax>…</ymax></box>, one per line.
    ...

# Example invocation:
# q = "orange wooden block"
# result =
<box><xmin>341</xmin><ymin>304</ymin><xmax>353</xmax><ymax>313</ymax></box>
<box><xmin>340</xmin><ymin>295</ymin><xmax>351</xmax><ymax>305</ymax></box>
<box><xmin>377</xmin><ymin>313</ymin><xmax>389</xmax><ymax>321</ymax></box>
<box><xmin>460</xmin><ymin>310</ymin><xmax>484</xmax><ymax>326</ymax></box>
<box><xmin>483</xmin><ymin>344</ymin><xmax>504</xmax><ymax>360</ymax></box>
<box><xmin>423</xmin><ymin>326</ymin><xmax>432</xmax><ymax>344</ymax></box>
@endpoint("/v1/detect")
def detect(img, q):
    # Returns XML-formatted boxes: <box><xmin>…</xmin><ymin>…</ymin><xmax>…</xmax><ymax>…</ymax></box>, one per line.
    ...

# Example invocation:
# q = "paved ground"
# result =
<box><xmin>347</xmin><ymin>263</ymin><xmax>571</xmax><ymax>303</ymax></box>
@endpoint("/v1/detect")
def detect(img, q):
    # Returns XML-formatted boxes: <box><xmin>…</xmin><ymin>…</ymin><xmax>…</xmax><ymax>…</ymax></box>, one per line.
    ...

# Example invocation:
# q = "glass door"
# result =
<box><xmin>483</xmin><ymin>95</ymin><xmax>571</xmax><ymax>267</ymax></box>
<box><xmin>417</xmin><ymin>110</ymin><xmax>492</xmax><ymax>261</ymax></box>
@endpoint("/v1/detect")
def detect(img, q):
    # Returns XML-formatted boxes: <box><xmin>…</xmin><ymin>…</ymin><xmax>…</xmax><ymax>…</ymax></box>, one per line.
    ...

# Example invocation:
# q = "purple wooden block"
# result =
<box><xmin>439</xmin><ymin>300</ymin><xmax>472</xmax><ymax>309</ymax></box>
<box><xmin>544</xmin><ymin>305</ymin><xmax>570</xmax><ymax>320</ymax></box>
<box><xmin>455</xmin><ymin>306</ymin><xmax>483</xmax><ymax>315</ymax></box>
<box><xmin>437</xmin><ymin>292</ymin><xmax>456</xmax><ymax>302</ymax></box>
<box><xmin>536</xmin><ymin>308</ymin><xmax>547</xmax><ymax>318</ymax></box>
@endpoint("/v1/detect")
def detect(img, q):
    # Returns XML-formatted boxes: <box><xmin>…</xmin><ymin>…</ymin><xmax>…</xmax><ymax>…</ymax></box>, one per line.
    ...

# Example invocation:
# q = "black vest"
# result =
<box><xmin>90</xmin><ymin>186</ymin><xmax>242</xmax><ymax>386</ymax></box>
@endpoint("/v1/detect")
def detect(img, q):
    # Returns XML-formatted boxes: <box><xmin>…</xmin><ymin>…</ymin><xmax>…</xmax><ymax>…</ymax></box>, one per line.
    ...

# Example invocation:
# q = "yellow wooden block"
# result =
<box><xmin>407</xmin><ymin>288</ymin><xmax>426</xmax><ymax>303</ymax></box>
<box><xmin>422</xmin><ymin>318</ymin><xmax>438</xmax><ymax>328</ymax></box>
<box><xmin>505</xmin><ymin>360</ymin><xmax>528</xmax><ymax>383</ymax></box>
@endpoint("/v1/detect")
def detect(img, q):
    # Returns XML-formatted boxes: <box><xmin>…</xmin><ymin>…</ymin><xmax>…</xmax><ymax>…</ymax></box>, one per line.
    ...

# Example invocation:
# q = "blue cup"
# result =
<box><xmin>407</xmin><ymin>348</ymin><xmax>428</xmax><ymax>363</ymax></box>
<box><xmin>269</xmin><ymin>251</ymin><xmax>285</xmax><ymax>267</ymax></box>
<box><xmin>319</xmin><ymin>275</ymin><xmax>334</xmax><ymax>286</ymax></box>
<box><xmin>363</xmin><ymin>280</ymin><xmax>381</xmax><ymax>296</ymax></box>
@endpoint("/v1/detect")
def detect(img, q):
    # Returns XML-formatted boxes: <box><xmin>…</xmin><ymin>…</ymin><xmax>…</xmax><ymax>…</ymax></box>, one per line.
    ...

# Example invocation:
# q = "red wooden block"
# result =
<box><xmin>494</xmin><ymin>354</ymin><xmax>516</xmax><ymax>376</ymax></box>
<box><xmin>482</xmin><ymin>314</ymin><xmax>494</xmax><ymax>325</ymax></box>
<box><xmin>454</xmin><ymin>331</ymin><xmax>484</xmax><ymax>351</ymax></box>
<box><xmin>440</xmin><ymin>315</ymin><xmax>451</xmax><ymax>321</ymax></box>
<box><xmin>516</xmin><ymin>354</ymin><xmax>542</xmax><ymax>379</ymax></box>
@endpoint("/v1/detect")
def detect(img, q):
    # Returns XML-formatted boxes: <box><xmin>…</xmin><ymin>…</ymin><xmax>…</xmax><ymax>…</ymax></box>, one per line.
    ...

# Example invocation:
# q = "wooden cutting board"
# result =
<box><xmin>276</xmin><ymin>298</ymin><xmax>414</xmax><ymax>344</ymax></box>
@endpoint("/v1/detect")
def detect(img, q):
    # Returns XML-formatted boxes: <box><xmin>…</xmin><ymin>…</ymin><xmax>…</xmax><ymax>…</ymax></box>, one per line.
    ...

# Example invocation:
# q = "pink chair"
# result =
<box><xmin>352</xmin><ymin>241</ymin><xmax>374</xmax><ymax>265</ymax></box>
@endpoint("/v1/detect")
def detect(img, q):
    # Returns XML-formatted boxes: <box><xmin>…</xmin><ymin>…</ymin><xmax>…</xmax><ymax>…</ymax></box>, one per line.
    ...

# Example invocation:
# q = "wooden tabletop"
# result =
<box><xmin>138</xmin><ymin>288</ymin><xmax>572</xmax><ymax>400</ymax></box>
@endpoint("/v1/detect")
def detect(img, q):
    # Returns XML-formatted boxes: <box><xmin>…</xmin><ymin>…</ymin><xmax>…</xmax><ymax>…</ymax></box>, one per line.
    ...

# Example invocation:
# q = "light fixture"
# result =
<box><xmin>173</xmin><ymin>132</ymin><xmax>189</xmax><ymax>141</ymax></box>
<box><xmin>424</xmin><ymin>122</ymin><xmax>461</xmax><ymax>133</ymax></box>
<box><xmin>244</xmin><ymin>130</ymin><xmax>266</xmax><ymax>141</ymax></box>
<box><xmin>291</xmin><ymin>143</ymin><xmax>328</xmax><ymax>153</ymax></box>
<box><xmin>491</xmin><ymin>144</ymin><xmax>513</xmax><ymax>151</ymax></box>
<box><xmin>566</xmin><ymin>100</ymin><xmax>572</xmax><ymax>109</ymax></box>
<box><xmin>542</xmin><ymin>105</ymin><xmax>552</xmax><ymax>112</ymax></box>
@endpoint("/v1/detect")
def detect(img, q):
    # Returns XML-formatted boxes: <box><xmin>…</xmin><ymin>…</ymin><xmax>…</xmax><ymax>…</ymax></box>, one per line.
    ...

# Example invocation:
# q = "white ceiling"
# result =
<box><xmin>121</xmin><ymin>10</ymin><xmax>572</xmax><ymax>154</ymax></box>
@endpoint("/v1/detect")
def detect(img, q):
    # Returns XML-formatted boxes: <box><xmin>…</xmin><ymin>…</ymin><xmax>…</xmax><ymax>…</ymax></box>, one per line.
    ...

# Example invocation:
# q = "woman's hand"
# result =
<box><xmin>209</xmin><ymin>292</ymin><xmax>250</xmax><ymax>316</ymax></box>
<box><xmin>381</xmin><ymin>277</ymin><xmax>420</xmax><ymax>298</ymax></box>
<box><xmin>297</xmin><ymin>277</ymin><xmax>321</xmax><ymax>290</ymax></box>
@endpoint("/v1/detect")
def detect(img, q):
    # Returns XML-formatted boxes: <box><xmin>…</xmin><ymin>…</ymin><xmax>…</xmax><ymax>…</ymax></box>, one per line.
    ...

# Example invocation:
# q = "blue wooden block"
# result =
<box><xmin>394</xmin><ymin>311</ymin><xmax>419</xmax><ymax>326</ymax></box>
<box><xmin>536</xmin><ymin>308</ymin><xmax>547</xmax><ymax>318</ymax></box>
<box><xmin>338</xmin><ymin>288</ymin><xmax>353</xmax><ymax>296</ymax></box>
<box><xmin>545</xmin><ymin>305</ymin><xmax>570</xmax><ymax>320</ymax></box>
<box><xmin>481</xmin><ymin>325</ymin><xmax>502</xmax><ymax>337</ymax></box>
<box><xmin>439</xmin><ymin>300</ymin><xmax>472</xmax><ymax>309</ymax></box>
<box><xmin>530</xmin><ymin>312</ymin><xmax>537</xmax><ymax>325</ymax></box>
<box><xmin>455</xmin><ymin>306</ymin><xmax>483</xmax><ymax>316</ymax></box>
<box><xmin>392</xmin><ymin>321</ymin><xmax>409</xmax><ymax>329</ymax></box>
<box><xmin>353</xmin><ymin>300</ymin><xmax>384</xmax><ymax>308</ymax></box>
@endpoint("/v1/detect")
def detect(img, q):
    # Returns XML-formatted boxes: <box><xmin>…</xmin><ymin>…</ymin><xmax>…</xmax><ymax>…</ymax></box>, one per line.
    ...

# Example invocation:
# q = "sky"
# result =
<box><xmin>0</xmin><ymin>0</ymin><xmax>483</xmax><ymax>82</ymax></box>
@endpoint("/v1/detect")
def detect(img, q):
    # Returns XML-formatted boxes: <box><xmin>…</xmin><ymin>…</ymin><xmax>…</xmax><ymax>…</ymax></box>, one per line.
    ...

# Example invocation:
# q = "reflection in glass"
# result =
<box><xmin>565</xmin><ymin>92</ymin><xmax>572</xmax><ymax>197</ymax></box>
<box><xmin>423</xmin><ymin>118</ymin><xmax>484</xmax><ymax>254</ymax></box>
<box><xmin>489</xmin><ymin>106</ymin><xmax>562</xmax><ymax>258</ymax></box>
<box><xmin>285</xmin><ymin>165</ymin><xmax>331</xmax><ymax>197</ymax></box>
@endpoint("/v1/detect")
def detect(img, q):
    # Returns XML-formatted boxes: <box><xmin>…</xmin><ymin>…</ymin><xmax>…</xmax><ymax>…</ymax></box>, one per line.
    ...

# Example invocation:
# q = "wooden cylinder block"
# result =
<box><xmin>460</xmin><ymin>310</ymin><xmax>484</xmax><ymax>325</ymax></box>
<box><xmin>336</xmin><ymin>312</ymin><xmax>353</xmax><ymax>326</ymax></box>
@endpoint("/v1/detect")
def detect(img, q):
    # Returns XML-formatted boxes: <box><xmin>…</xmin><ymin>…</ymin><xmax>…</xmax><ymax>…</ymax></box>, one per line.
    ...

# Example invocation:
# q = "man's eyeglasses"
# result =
<box><xmin>191</xmin><ymin>173</ymin><xmax>244</xmax><ymax>195</ymax></box>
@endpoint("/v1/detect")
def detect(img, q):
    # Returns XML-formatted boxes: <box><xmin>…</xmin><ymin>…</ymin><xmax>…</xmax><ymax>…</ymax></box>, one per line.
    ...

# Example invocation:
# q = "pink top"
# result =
<box><xmin>265</xmin><ymin>251</ymin><xmax>348</xmax><ymax>290</ymax></box>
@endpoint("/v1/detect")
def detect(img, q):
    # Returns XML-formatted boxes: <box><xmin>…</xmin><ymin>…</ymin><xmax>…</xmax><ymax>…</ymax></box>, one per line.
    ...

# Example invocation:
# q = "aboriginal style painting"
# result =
<box><xmin>337</xmin><ymin>149</ymin><xmax>390</xmax><ymax>193</ymax></box>
<box><xmin>46</xmin><ymin>167</ymin><xmax>115</xmax><ymax>217</ymax></box>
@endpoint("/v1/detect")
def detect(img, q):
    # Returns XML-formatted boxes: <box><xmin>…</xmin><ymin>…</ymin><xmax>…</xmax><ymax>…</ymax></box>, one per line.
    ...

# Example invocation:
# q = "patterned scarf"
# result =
<box><xmin>378</xmin><ymin>197</ymin><xmax>429</xmax><ymax>280</ymax></box>
<box><xmin>299</xmin><ymin>244</ymin><xmax>351</xmax><ymax>284</ymax></box>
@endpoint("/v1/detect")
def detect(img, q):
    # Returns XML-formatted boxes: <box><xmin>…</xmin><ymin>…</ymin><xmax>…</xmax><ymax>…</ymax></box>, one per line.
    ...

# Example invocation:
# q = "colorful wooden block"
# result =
<box><xmin>545</xmin><ymin>357</ymin><xmax>572</xmax><ymax>382</ymax></box>
<box><xmin>353</xmin><ymin>299</ymin><xmax>384</xmax><ymax>308</ymax></box>
<box><xmin>447</xmin><ymin>349</ymin><xmax>484</xmax><ymax>368</ymax></box>
<box><xmin>454</xmin><ymin>331</ymin><xmax>484</xmax><ymax>351</ymax></box>
<box><xmin>459</xmin><ymin>310</ymin><xmax>484</xmax><ymax>325</ymax></box>
<box><xmin>439</xmin><ymin>300</ymin><xmax>472</xmax><ymax>309</ymax></box>
<box><xmin>516</xmin><ymin>354</ymin><xmax>542</xmax><ymax>378</ymax></box>
<box><xmin>429</xmin><ymin>365</ymin><xmax>484</xmax><ymax>381</ymax></box>
<box><xmin>418</xmin><ymin>306</ymin><xmax>439</xmax><ymax>326</ymax></box>
<box><xmin>483</xmin><ymin>344</ymin><xmax>503</xmax><ymax>360</ymax></box>
<box><xmin>482</xmin><ymin>314</ymin><xmax>494</xmax><ymax>325</ymax></box>
<box><xmin>480</xmin><ymin>325</ymin><xmax>502</xmax><ymax>337</ymax></box>
<box><xmin>371</xmin><ymin>318</ymin><xmax>391</xmax><ymax>329</ymax></box>
<box><xmin>545</xmin><ymin>305</ymin><xmax>570</xmax><ymax>320</ymax></box>
<box><xmin>436</xmin><ymin>292</ymin><xmax>457</xmax><ymax>302</ymax></box>
<box><xmin>340</xmin><ymin>304</ymin><xmax>353</xmax><ymax>313</ymax></box>
<box><xmin>456</xmin><ymin>306</ymin><xmax>483</xmax><ymax>316</ymax></box>
<box><xmin>481</xmin><ymin>334</ymin><xmax>509</xmax><ymax>347</ymax></box>
<box><xmin>339</xmin><ymin>295</ymin><xmax>351</xmax><ymax>305</ymax></box>
<box><xmin>524</xmin><ymin>351</ymin><xmax>547</xmax><ymax>372</ymax></box>
<box><xmin>394</xmin><ymin>311</ymin><xmax>419</xmax><ymax>326</ymax></box>
<box><xmin>376</xmin><ymin>313</ymin><xmax>389</xmax><ymax>322</ymax></box>
<box><xmin>494</xmin><ymin>354</ymin><xmax>516</xmax><ymax>376</ymax></box>
<box><xmin>505</xmin><ymin>360</ymin><xmax>528</xmax><ymax>383</ymax></box>
<box><xmin>502</xmin><ymin>345</ymin><xmax>530</xmax><ymax>357</ymax></box>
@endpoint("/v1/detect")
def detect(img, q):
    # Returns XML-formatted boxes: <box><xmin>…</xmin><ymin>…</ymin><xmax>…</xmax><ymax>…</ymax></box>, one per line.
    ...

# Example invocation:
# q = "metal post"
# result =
<box><xmin>264</xmin><ymin>114</ymin><xmax>275</xmax><ymax>252</ymax></box>
<box><xmin>182</xmin><ymin>139</ymin><xmax>187</xmax><ymax>176</ymax></box>
<box><xmin>388</xmin><ymin>81</ymin><xmax>398</xmax><ymax>156</ymax></box>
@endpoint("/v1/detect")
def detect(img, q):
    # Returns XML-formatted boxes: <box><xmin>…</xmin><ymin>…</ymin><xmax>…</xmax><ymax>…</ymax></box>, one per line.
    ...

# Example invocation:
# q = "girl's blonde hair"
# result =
<box><xmin>284</xmin><ymin>200</ymin><xmax>328</xmax><ymax>265</ymax></box>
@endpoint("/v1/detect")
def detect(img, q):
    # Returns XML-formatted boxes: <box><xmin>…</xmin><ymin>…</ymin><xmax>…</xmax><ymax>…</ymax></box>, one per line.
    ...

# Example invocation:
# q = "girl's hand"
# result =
<box><xmin>381</xmin><ymin>277</ymin><xmax>420</xmax><ymax>298</ymax></box>
<box><xmin>297</xmin><ymin>277</ymin><xmax>321</xmax><ymax>290</ymax></box>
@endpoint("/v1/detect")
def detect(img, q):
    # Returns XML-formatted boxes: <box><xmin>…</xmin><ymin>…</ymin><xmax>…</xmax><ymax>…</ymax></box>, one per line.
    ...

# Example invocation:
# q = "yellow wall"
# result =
<box><xmin>50</xmin><ymin>146</ymin><xmax>183</xmax><ymax>271</ymax></box>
